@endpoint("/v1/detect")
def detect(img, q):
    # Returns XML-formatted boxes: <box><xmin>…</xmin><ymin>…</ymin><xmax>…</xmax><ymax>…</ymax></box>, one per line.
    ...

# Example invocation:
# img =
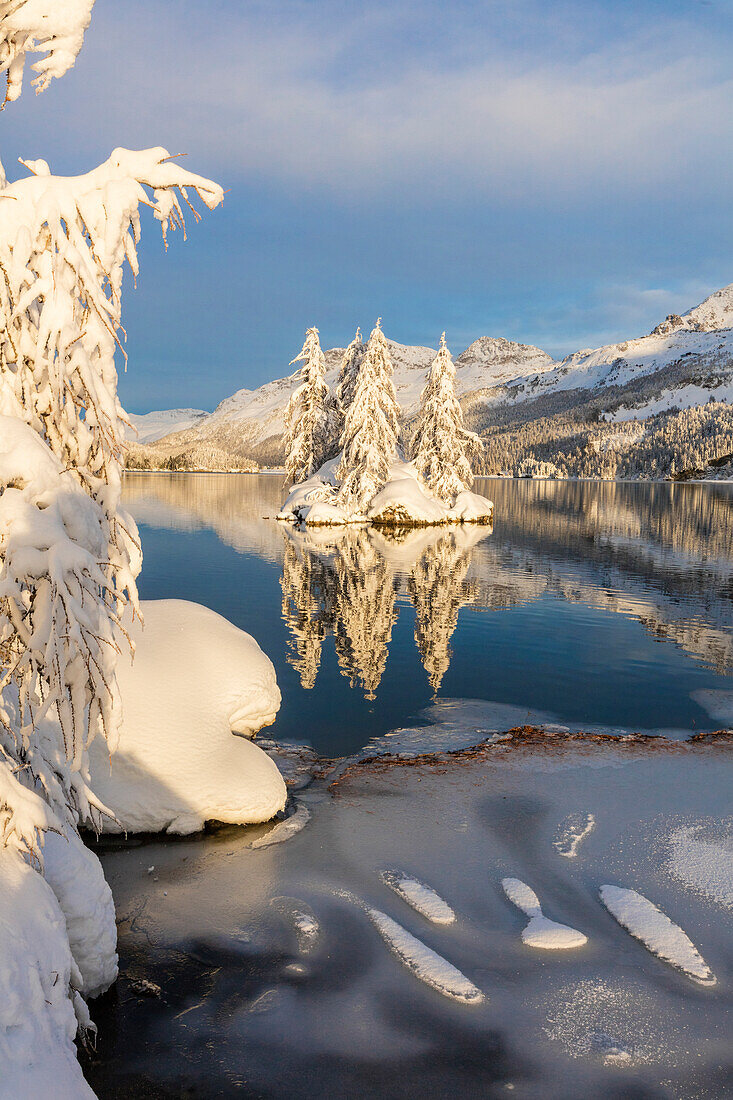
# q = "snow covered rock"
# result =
<box><xmin>279</xmin><ymin>458</ymin><xmax>493</xmax><ymax>528</ymax></box>
<box><xmin>0</xmin><ymin>848</ymin><xmax>96</xmax><ymax>1100</ymax></box>
<box><xmin>88</xmin><ymin>600</ymin><xmax>285</xmax><ymax>834</ymax></box>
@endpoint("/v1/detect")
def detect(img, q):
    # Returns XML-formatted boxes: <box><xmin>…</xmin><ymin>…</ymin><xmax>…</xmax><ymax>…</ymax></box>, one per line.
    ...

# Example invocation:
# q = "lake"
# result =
<box><xmin>122</xmin><ymin>474</ymin><xmax>733</xmax><ymax>753</ymax></box>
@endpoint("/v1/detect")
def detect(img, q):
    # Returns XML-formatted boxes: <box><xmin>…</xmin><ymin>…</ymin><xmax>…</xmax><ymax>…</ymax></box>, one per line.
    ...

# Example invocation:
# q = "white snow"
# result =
<box><xmin>367</xmin><ymin>908</ymin><xmax>484</xmax><ymax>1004</ymax></box>
<box><xmin>43</xmin><ymin>827</ymin><xmax>117</xmax><ymax>999</ymax></box>
<box><xmin>380</xmin><ymin>870</ymin><xmax>456</xmax><ymax>925</ymax></box>
<box><xmin>270</xmin><ymin>897</ymin><xmax>321</xmax><ymax>953</ymax></box>
<box><xmin>249</xmin><ymin>801</ymin><xmax>310</xmax><ymax>849</ymax></box>
<box><xmin>88</xmin><ymin>600</ymin><xmax>286</xmax><ymax>834</ymax></box>
<box><xmin>599</xmin><ymin>885</ymin><xmax>715</xmax><ymax>985</ymax></box>
<box><xmin>553</xmin><ymin>812</ymin><xmax>596</xmax><ymax>858</ymax></box>
<box><xmin>666</xmin><ymin>823</ymin><xmax>733</xmax><ymax>912</ymax></box>
<box><xmin>280</xmin><ymin>458</ymin><xmax>493</xmax><ymax>528</ymax></box>
<box><xmin>502</xmin><ymin>877</ymin><xmax>588</xmax><ymax>949</ymax></box>
<box><xmin>0</xmin><ymin>847</ymin><xmax>96</xmax><ymax>1100</ymax></box>
<box><xmin>125</xmin><ymin>409</ymin><xmax>208</xmax><ymax>445</ymax></box>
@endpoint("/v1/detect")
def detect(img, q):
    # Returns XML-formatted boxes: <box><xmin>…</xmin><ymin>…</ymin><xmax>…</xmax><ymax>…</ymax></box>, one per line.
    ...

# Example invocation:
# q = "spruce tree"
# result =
<box><xmin>338</xmin><ymin>319</ymin><xmax>400</xmax><ymax>513</ymax></box>
<box><xmin>283</xmin><ymin>327</ymin><xmax>330</xmax><ymax>486</ymax></box>
<box><xmin>333</xmin><ymin>327</ymin><xmax>365</xmax><ymax>440</ymax></box>
<box><xmin>412</xmin><ymin>333</ymin><xmax>481</xmax><ymax>502</ymax></box>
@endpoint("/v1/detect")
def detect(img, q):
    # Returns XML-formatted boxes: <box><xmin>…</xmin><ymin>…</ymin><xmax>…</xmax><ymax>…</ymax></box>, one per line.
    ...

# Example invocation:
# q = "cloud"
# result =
<box><xmin>6</xmin><ymin>0</ymin><xmax>733</xmax><ymax>205</ymax></box>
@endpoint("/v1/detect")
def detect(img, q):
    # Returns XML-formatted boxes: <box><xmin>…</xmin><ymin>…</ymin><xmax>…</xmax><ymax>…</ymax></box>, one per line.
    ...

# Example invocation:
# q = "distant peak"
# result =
<box><xmin>651</xmin><ymin>283</ymin><xmax>733</xmax><ymax>336</ymax></box>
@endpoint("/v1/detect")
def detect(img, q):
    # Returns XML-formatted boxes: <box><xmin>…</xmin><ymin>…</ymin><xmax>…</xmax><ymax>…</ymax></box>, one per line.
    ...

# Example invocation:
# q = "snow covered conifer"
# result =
<box><xmin>0</xmin><ymin>0</ymin><xmax>96</xmax><ymax>105</ymax></box>
<box><xmin>283</xmin><ymin>327</ymin><xmax>330</xmax><ymax>486</ymax></box>
<box><xmin>332</xmin><ymin>327</ymin><xmax>364</xmax><ymax>440</ymax></box>
<box><xmin>411</xmin><ymin>333</ymin><xmax>482</xmax><ymax>502</ymax></box>
<box><xmin>338</xmin><ymin>319</ymin><xmax>400</xmax><ymax>513</ymax></box>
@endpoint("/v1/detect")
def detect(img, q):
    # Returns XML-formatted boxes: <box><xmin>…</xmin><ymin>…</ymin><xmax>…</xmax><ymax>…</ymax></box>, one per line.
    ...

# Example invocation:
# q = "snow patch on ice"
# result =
<box><xmin>270</xmin><ymin>897</ymin><xmax>321</xmax><ymax>953</ymax></box>
<box><xmin>600</xmin><ymin>885</ymin><xmax>715</xmax><ymax>984</ymax></box>
<box><xmin>553</xmin><ymin>812</ymin><xmax>596</xmax><ymax>858</ymax></box>
<box><xmin>249</xmin><ymin>802</ymin><xmax>310</xmax><ymax>849</ymax></box>
<box><xmin>666</xmin><ymin>821</ymin><xmax>733</xmax><ymax>912</ymax></box>
<box><xmin>380</xmin><ymin>870</ymin><xmax>456</xmax><ymax>925</ymax></box>
<box><xmin>502</xmin><ymin>878</ymin><xmax>588</xmax><ymax>949</ymax></box>
<box><xmin>88</xmin><ymin>600</ymin><xmax>286</xmax><ymax>834</ymax></box>
<box><xmin>544</xmin><ymin>979</ymin><xmax>678</xmax><ymax>1066</ymax></box>
<box><xmin>367</xmin><ymin>908</ymin><xmax>484</xmax><ymax>1004</ymax></box>
<box><xmin>691</xmin><ymin>689</ymin><xmax>733</xmax><ymax>726</ymax></box>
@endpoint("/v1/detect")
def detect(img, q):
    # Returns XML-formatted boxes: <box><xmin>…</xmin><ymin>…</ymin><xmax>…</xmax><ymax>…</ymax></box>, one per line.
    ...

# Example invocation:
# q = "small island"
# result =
<box><xmin>277</xmin><ymin>322</ymin><xmax>494</xmax><ymax>527</ymax></box>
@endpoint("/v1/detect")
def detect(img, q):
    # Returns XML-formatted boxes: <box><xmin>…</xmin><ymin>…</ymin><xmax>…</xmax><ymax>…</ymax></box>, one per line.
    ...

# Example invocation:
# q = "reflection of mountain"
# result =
<box><xmin>473</xmin><ymin>479</ymin><xmax>733</xmax><ymax>673</ymax></box>
<box><xmin>121</xmin><ymin>474</ymin><xmax>733</xmax><ymax>678</ymax></box>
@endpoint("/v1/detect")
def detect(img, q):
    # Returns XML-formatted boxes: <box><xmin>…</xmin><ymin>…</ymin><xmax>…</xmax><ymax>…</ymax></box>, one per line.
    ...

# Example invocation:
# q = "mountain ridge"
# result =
<box><xmin>125</xmin><ymin>284</ymin><xmax>733</xmax><ymax>479</ymax></box>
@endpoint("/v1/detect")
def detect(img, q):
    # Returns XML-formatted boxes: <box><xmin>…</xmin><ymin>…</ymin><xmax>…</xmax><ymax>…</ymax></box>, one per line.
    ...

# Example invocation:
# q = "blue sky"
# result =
<box><xmin>4</xmin><ymin>0</ymin><xmax>733</xmax><ymax>411</ymax></box>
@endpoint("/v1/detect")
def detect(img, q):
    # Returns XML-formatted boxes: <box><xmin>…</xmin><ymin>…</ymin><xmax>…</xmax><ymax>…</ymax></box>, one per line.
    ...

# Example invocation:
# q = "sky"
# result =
<box><xmin>3</xmin><ymin>0</ymin><xmax>733</xmax><ymax>411</ymax></box>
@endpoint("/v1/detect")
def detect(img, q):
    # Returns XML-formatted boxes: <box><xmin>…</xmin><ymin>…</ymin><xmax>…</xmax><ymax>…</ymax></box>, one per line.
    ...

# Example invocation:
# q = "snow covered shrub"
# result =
<box><xmin>283</xmin><ymin>327</ymin><xmax>331</xmax><ymax>486</ymax></box>
<box><xmin>411</xmin><ymin>334</ymin><xmax>482</xmax><ymax>502</ymax></box>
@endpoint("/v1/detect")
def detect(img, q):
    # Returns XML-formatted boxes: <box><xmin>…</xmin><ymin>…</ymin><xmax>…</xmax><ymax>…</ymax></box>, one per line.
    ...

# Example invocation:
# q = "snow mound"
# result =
<box><xmin>367</xmin><ymin>908</ymin><xmax>484</xmax><ymax>1004</ymax></box>
<box><xmin>43</xmin><ymin>827</ymin><xmax>117</xmax><ymax>999</ymax></box>
<box><xmin>553</xmin><ymin>812</ymin><xmax>596</xmax><ymax>859</ymax></box>
<box><xmin>600</xmin><ymin>885</ymin><xmax>715</xmax><ymax>984</ymax></box>
<box><xmin>502</xmin><ymin>877</ymin><xmax>588</xmax><ymax>949</ymax></box>
<box><xmin>380</xmin><ymin>870</ymin><xmax>456</xmax><ymax>925</ymax></box>
<box><xmin>88</xmin><ymin>600</ymin><xmax>286</xmax><ymax>834</ymax></box>
<box><xmin>279</xmin><ymin>458</ymin><xmax>493</xmax><ymax>528</ymax></box>
<box><xmin>0</xmin><ymin>848</ymin><xmax>96</xmax><ymax>1100</ymax></box>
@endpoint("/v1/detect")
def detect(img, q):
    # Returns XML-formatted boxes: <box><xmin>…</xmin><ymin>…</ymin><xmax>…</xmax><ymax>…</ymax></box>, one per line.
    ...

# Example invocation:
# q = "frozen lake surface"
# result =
<box><xmin>81</xmin><ymin>476</ymin><xmax>733</xmax><ymax>1097</ymax></box>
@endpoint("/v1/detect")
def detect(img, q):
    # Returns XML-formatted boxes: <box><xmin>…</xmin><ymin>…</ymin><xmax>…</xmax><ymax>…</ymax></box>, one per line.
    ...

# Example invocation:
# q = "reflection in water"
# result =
<box><xmin>121</xmin><ymin>474</ymin><xmax>733</xmax><ymax>720</ymax></box>
<box><xmin>279</xmin><ymin>526</ymin><xmax>488</xmax><ymax>697</ymax></box>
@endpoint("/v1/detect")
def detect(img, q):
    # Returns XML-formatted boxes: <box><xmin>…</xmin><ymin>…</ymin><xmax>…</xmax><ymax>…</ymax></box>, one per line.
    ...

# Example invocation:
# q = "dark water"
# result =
<box><xmin>121</xmin><ymin>474</ymin><xmax>733</xmax><ymax>753</ymax></box>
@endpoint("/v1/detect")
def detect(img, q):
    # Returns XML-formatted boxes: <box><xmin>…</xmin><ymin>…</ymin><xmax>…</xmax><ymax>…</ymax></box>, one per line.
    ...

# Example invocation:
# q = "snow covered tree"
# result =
<box><xmin>411</xmin><ymin>333</ymin><xmax>481</xmax><ymax>502</ymax></box>
<box><xmin>283</xmin><ymin>327</ymin><xmax>330</xmax><ymax>486</ymax></box>
<box><xmin>0</xmin><ymin>0</ymin><xmax>96</xmax><ymax>107</ymax></box>
<box><xmin>338</xmin><ymin>319</ymin><xmax>400</xmax><ymax>513</ymax></box>
<box><xmin>332</xmin><ymin>327</ymin><xmax>364</xmax><ymax>442</ymax></box>
<box><xmin>0</xmin><ymin>5</ymin><xmax>223</xmax><ymax>865</ymax></box>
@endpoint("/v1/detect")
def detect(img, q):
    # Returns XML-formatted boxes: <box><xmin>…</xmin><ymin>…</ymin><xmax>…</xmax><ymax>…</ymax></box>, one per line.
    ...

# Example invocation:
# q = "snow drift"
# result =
<box><xmin>88</xmin><ymin>600</ymin><xmax>286</xmax><ymax>834</ymax></box>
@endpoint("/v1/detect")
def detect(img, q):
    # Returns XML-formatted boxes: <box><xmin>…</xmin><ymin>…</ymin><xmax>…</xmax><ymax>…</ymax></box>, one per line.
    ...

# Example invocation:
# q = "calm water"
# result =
<box><xmin>122</xmin><ymin>474</ymin><xmax>733</xmax><ymax>754</ymax></box>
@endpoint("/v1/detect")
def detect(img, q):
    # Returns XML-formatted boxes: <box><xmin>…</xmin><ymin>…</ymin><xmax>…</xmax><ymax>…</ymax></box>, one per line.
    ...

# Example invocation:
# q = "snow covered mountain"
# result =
<box><xmin>128</xmin><ymin>284</ymin><xmax>733</xmax><ymax>477</ymax></box>
<box><xmin>137</xmin><ymin>335</ymin><xmax>553</xmax><ymax>467</ymax></box>
<box><xmin>126</xmin><ymin>408</ymin><xmax>208</xmax><ymax>444</ymax></box>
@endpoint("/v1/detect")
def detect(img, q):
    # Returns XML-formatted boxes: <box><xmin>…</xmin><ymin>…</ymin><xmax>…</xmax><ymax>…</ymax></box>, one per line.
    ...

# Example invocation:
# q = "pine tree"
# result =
<box><xmin>333</xmin><ymin>327</ymin><xmax>364</xmax><ymax>441</ymax></box>
<box><xmin>412</xmin><ymin>334</ymin><xmax>482</xmax><ymax>502</ymax></box>
<box><xmin>283</xmin><ymin>327</ymin><xmax>330</xmax><ymax>486</ymax></box>
<box><xmin>338</xmin><ymin>319</ymin><xmax>400</xmax><ymax>513</ymax></box>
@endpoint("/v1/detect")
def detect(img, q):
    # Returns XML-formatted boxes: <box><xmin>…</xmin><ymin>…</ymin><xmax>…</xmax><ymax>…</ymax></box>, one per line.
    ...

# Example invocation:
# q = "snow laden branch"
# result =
<box><xmin>283</xmin><ymin>327</ymin><xmax>330</xmax><ymax>486</ymax></box>
<box><xmin>0</xmin><ymin>147</ymin><xmax>223</xmax><ymax>853</ymax></box>
<box><xmin>0</xmin><ymin>0</ymin><xmax>96</xmax><ymax>106</ymax></box>
<box><xmin>411</xmin><ymin>333</ymin><xmax>482</xmax><ymax>502</ymax></box>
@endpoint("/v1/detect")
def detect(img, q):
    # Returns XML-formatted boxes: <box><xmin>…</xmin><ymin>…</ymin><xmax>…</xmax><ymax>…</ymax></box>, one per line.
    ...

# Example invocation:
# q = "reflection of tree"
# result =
<box><xmin>332</xmin><ymin>531</ymin><xmax>399</xmax><ymax>700</ymax></box>
<box><xmin>279</xmin><ymin>539</ymin><xmax>334</xmax><ymax>689</ymax></box>
<box><xmin>409</xmin><ymin>533</ymin><xmax>477</xmax><ymax>691</ymax></box>
<box><xmin>279</xmin><ymin>524</ymin><xmax>490</xmax><ymax>698</ymax></box>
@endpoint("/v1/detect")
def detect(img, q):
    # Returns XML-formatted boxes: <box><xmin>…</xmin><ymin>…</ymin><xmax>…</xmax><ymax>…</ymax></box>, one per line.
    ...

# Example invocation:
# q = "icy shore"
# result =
<box><xmin>82</xmin><ymin>709</ymin><xmax>731</xmax><ymax>1099</ymax></box>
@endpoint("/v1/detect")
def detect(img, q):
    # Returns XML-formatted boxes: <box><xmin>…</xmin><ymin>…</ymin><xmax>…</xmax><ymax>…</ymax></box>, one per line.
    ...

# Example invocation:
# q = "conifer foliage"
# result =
<box><xmin>283</xmin><ymin>327</ymin><xmax>330</xmax><ymax>486</ymax></box>
<box><xmin>338</xmin><ymin>319</ymin><xmax>400</xmax><ymax>512</ymax></box>
<box><xmin>334</xmin><ymin>327</ymin><xmax>364</xmax><ymax>439</ymax></box>
<box><xmin>412</xmin><ymin>333</ymin><xmax>481</xmax><ymax>502</ymax></box>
